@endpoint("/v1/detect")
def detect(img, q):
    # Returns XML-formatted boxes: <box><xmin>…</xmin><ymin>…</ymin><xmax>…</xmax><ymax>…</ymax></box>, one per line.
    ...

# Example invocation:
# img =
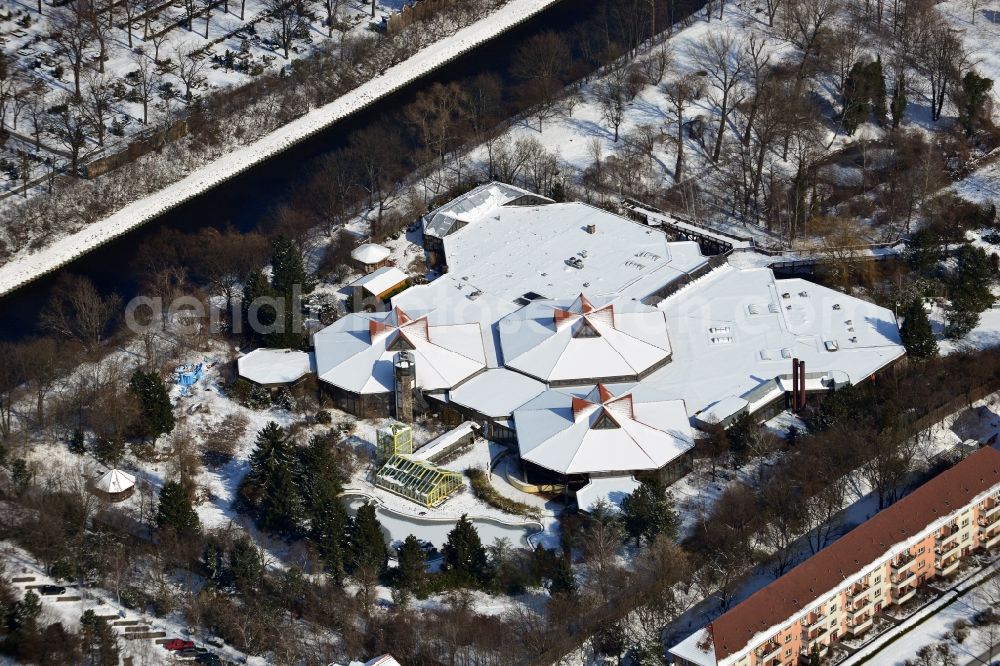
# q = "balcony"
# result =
<box><xmin>935</xmin><ymin>540</ymin><xmax>961</xmax><ymax>560</ymax></box>
<box><xmin>848</xmin><ymin>596</ymin><xmax>875</xmax><ymax>618</ymax></box>
<box><xmin>893</xmin><ymin>586</ymin><xmax>917</xmax><ymax>605</ymax></box>
<box><xmin>936</xmin><ymin>524</ymin><xmax>959</xmax><ymax>542</ymax></box>
<box><xmin>805</xmin><ymin>612</ymin><xmax>827</xmax><ymax>629</ymax></box>
<box><xmin>982</xmin><ymin>528</ymin><xmax>1000</xmax><ymax>550</ymax></box>
<box><xmin>890</xmin><ymin>552</ymin><xmax>916</xmax><ymax>571</ymax></box>
<box><xmin>757</xmin><ymin>642</ymin><xmax>782</xmax><ymax>662</ymax></box>
<box><xmin>979</xmin><ymin>513</ymin><xmax>1000</xmax><ymax>530</ymax></box>
<box><xmin>980</xmin><ymin>501</ymin><xmax>1000</xmax><ymax>521</ymax></box>
<box><xmin>802</xmin><ymin>625</ymin><xmax>829</xmax><ymax>647</ymax></box>
<box><xmin>891</xmin><ymin>569</ymin><xmax>917</xmax><ymax>589</ymax></box>
<box><xmin>937</xmin><ymin>557</ymin><xmax>961</xmax><ymax>577</ymax></box>
<box><xmin>846</xmin><ymin>582</ymin><xmax>871</xmax><ymax>603</ymax></box>
<box><xmin>847</xmin><ymin>615</ymin><xmax>874</xmax><ymax>637</ymax></box>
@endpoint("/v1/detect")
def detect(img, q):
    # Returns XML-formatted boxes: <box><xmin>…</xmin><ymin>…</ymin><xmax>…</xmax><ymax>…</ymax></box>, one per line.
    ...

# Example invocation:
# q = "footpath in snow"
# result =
<box><xmin>0</xmin><ymin>0</ymin><xmax>564</xmax><ymax>298</ymax></box>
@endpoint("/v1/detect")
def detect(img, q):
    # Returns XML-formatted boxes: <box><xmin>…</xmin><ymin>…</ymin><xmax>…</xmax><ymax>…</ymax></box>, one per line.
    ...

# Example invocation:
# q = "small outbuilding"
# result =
<box><xmin>237</xmin><ymin>349</ymin><xmax>314</xmax><ymax>388</ymax></box>
<box><xmin>91</xmin><ymin>469</ymin><xmax>136</xmax><ymax>502</ymax></box>
<box><xmin>349</xmin><ymin>266</ymin><xmax>409</xmax><ymax>311</ymax></box>
<box><xmin>351</xmin><ymin>243</ymin><xmax>392</xmax><ymax>273</ymax></box>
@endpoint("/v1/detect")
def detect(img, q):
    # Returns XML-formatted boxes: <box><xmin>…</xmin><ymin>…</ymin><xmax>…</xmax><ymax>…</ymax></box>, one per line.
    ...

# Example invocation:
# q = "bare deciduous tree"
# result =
<box><xmin>696</xmin><ymin>30</ymin><xmax>745</xmax><ymax>162</ymax></box>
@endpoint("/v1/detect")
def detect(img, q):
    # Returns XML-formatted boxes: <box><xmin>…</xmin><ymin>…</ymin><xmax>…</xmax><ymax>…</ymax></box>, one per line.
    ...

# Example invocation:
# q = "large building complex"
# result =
<box><xmin>241</xmin><ymin>184</ymin><xmax>906</xmax><ymax>504</ymax></box>
<box><xmin>669</xmin><ymin>445</ymin><xmax>1000</xmax><ymax>666</ymax></box>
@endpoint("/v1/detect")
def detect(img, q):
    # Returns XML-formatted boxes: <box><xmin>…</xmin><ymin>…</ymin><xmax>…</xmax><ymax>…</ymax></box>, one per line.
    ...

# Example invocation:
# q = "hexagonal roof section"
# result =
<box><xmin>499</xmin><ymin>294</ymin><xmax>671</xmax><ymax>386</ymax></box>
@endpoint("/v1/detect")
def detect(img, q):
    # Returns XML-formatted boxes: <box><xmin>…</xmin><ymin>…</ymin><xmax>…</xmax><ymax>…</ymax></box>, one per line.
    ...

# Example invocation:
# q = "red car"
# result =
<box><xmin>163</xmin><ymin>639</ymin><xmax>195</xmax><ymax>651</ymax></box>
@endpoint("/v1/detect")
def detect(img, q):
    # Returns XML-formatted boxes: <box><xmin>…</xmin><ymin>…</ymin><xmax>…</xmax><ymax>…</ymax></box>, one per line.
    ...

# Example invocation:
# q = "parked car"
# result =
<box><xmin>38</xmin><ymin>585</ymin><xmax>65</xmax><ymax>596</ymax></box>
<box><xmin>195</xmin><ymin>653</ymin><xmax>222</xmax><ymax>665</ymax></box>
<box><xmin>163</xmin><ymin>639</ymin><xmax>195</xmax><ymax>651</ymax></box>
<box><xmin>205</xmin><ymin>636</ymin><xmax>225</xmax><ymax>648</ymax></box>
<box><xmin>176</xmin><ymin>647</ymin><xmax>200</xmax><ymax>660</ymax></box>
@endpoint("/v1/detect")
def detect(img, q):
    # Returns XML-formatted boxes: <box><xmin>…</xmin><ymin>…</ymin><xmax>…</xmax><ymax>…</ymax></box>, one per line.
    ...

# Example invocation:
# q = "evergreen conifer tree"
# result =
<box><xmin>890</xmin><ymin>72</ymin><xmax>907</xmax><ymax>129</ymax></box>
<box><xmin>69</xmin><ymin>428</ymin><xmax>86</xmax><ymax>454</ymax></box>
<box><xmin>241</xmin><ymin>269</ymin><xmax>276</xmax><ymax>341</ymax></box>
<box><xmin>228</xmin><ymin>536</ymin><xmax>264</xmax><ymax>591</ymax></box>
<box><xmin>842</xmin><ymin>62</ymin><xmax>869</xmax><ymax>134</ymax></box>
<box><xmin>442</xmin><ymin>514</ymin><xmax>489</xmax><ymax>587</ymax></box>
<box><xmin>270</xmin><ymin>235</ymin><xmax>314</xmax><ymax>297</ymax></box>
<box><xmin>870</xmin><ymin>57</ymin><xmax>887</xmax><ymax>125</ymax></box>
<box><xmin>240</xmin><ymin>422</ymin><xmax>305</xmax><ymax>537</ymax></box>
<box><xmin>301</xmin><ymin>433</ymin><xmax>349</xmax><ymax>578</ymax></box>
<box><xmin>347</xmin><ymin>502</ymin><xmax>388</xmax><ymax>574</ymax></box>
<box><xmin>155</xmin><ymin>480</ymin><xmax>200</xmax><ymax>535</ymax></box>
<box><xmin>263</xmin><ymin>237</ymin><xmax>312</xmax><ymax>349</ymax></box>
<box><xmin>80</xmin><ymin>609</ymin><xmax>119</xmax><ymax>666</ymax></box>
<box><xmin>899</xmin><ymin>299</ymin><xmax>937</xmax><ymax>358</ymax></box>
<box><xmin>620</xmin><ymin>478</ymin><xmax>679</xmax><ymax>546</ymax></box>
<box><xmin>960</xmin><ymin>71</ymin><xmax>994</xmax><ymax>136</ymax></box>
<box><xmin>128</xmin><ymin>369</ymin><xmax>175</xmax><ymax>439</ymax></box>
<box><xmin>395</xmin><ymin>534</ymin><xmax>427</xmax><ymax>596</ymax></box>
<box><xmin>548</xmin><ymin>556</ymin><xmax>577</xmax><ymax>596</ymax></box>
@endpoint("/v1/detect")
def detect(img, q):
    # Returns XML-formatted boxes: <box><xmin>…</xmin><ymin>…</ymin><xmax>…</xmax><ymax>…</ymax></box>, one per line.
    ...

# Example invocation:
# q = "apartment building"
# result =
<box><xmin>670</xmin><ymin>445</ymin><xmax>1000</xmax><ymax>666</ymax></box>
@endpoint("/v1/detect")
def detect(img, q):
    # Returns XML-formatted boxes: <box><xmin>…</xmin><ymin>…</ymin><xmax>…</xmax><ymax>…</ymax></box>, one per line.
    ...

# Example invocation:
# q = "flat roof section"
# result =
<box><xmin>448</xmin><ymin>368</ymin><xmax>546</xmax><ymax>419</ymax></box>
<box><xmin>237</xmin><ymin>349</ymin><xmax>314</xmax><ymax>386</ymax></box>
<box><xmin>647</xmin><ymin>265</ymin><xmax>906</xmax><ymax>417</ymax></box>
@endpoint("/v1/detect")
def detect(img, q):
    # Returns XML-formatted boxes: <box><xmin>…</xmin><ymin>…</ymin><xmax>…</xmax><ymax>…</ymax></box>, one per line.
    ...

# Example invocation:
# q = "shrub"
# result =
<box><xmin>231</xmin><ymin>378</ymin><xmax>270</xmax><ymax>409</ymax></box>
<box><xmin>315</xmin><ymin>410</ymin><xmax>332</xmax><ymax>424</ymax></box>
<box><xmin>465</xmin><ymin>468</ymin><xmax>541</xmax><ymax>520</ymax></box>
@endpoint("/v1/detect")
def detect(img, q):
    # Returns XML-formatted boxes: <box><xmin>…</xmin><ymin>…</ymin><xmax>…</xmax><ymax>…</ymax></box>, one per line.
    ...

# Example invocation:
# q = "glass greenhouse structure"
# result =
<box><xmin>374</xmin><ymin>455</ymin><xmax>463</xmax><ymax>508</ymax></box>
<box><xmin>376</xmin><ymin>421</ymin><xmax>413</xmax><ymax>463</ymax></box>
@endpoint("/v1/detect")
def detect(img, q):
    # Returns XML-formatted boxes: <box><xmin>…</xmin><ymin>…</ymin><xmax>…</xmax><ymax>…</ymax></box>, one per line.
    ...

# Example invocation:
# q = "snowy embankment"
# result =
<box><xmin>0</xmin><ymin>0</ymin><xmax>564</xmax><ymax>298</ymax></box>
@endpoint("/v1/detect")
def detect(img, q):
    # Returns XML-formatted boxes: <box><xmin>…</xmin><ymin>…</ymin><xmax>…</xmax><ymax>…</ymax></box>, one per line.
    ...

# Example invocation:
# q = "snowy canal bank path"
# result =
<box><xmin>0</xmin><ymin>0</ymin><xmax>566</xmax><ymax>298</ymax></box>
<box><xmin>341</xmin><ymin>492</ymin><xmax>544</xmax><ymax>550</ymax></box>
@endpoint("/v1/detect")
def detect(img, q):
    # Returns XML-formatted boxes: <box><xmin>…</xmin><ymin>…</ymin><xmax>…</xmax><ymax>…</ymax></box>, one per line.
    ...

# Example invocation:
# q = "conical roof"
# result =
<box><xmin>93</xmin><ymin>469</ymin><xmax>136</xmax><ymax>494</ymax></box>
<box><xmin>351</xmin><ymin>243</ymin><xmax>391</xmax><ymax>264</ymax></box>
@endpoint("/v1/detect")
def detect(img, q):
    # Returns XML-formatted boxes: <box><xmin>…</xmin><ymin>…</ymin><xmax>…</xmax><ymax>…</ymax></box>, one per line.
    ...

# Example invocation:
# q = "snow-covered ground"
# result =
<box><xmin>1</xmin><ymin>542</ymin><xmax>265</xmax><ymax>666</ymax></box>
<box><xmin>0</xmin><ymin>0</ymin><xmax>563</xmax><ymax>297</ymax></box>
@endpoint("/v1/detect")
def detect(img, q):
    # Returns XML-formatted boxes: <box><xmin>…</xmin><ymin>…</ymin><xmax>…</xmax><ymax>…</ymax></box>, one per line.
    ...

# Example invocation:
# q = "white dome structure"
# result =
<box><xmin>351</xmin><ymin>243</ymin><xmax>391</xmax><ymax>269</ymax></box>
<box><xmin>91</xmin><ymin>469</ymin><xmax>136</xmax><ymax>502</ymax></box>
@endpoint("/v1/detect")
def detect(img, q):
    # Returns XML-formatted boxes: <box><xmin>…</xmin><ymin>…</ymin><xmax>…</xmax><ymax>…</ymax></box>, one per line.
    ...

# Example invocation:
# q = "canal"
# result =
<box><xmin>0</xmin><ymin>0</ymin><xmax>705</xmax><ymax>341</ymax></box>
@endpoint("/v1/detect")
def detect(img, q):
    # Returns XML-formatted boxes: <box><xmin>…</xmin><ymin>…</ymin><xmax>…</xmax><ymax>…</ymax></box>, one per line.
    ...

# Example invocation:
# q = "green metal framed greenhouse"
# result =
<box><xmin>374</xmin><ymin>455</ymin><xmax>463</xmax><ymax>508</ymax></box>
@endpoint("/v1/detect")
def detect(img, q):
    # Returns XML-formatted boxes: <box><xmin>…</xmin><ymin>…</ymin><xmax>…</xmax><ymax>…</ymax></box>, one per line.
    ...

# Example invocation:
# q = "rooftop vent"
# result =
<box><xmin>799</xmin><ymin>291</ymin><xmax>808</xmax><ymax>297</ymax></box>
<box><xmin>833</xmin><ymin>304</ymin><xmax>841</xmax><ymax>310</ymax></box>
<box><xmin>711</xmin><ymin>336</ymin><xmax>734</xmax><ymax>344</ymax></box>
<box><xmin>825</xmin><ymin>340</ymin><xmax>839</xmax><ymax>352</ymax></box>
<box><xmin>781</xmin><ymin>348</ymin><xmax>792</xmax><ymax>358</ymax></box>
<box><xmin>748</xmin><ymin>304</ymin><xmax>761</xmax><ymax>315</ymax></box>
<box><xmin>760</xmin><ymin>350</ymin><xmax>773</xmax><ymax>360</ymax></box>
<box><xmin>768</xmin><ymin>303</ymin><xmax>780</xmax><ymax>313</ymax></box>
<box><xmin>585</xmin><ymin>223</ymin><xmax>597</xmax><ymax>234</ymax></box>
<box><xmin>782</xmin><ymin>292</ymin><xmax>791</xmax><ymax>299</ymax></box>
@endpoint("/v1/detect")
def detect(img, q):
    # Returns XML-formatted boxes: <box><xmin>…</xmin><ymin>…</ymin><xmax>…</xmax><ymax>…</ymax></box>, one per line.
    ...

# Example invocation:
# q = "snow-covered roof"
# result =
<box><xmin>575</xmin><ymin>475</ymin><xmax>642</xmax><ymax>511</ymax></box>
<box><xmin>694</xmin><ymin>395</ymin><xmax>749</xmax><ymax>428</ymax></box>
<box><xmin>237</xmin><ymin>349</ymin><xmax>314</xmax><ymax>386</ymax></box>
<box><xmin>351</xmin><ymin>243</ymin><xmax>391</xmax><ymax>265</ymax></box>
<box><xmin>423</xmin><ymin>181</ymin><xmax>545</xmax><ymax>238</ymax></box>
<box><xmin>513</xmin><ymin>384</ymin><xmax>694</xmax><ymax>475</ymax></box>
<box><xmin>669</xmin><ymin>629</ymin><xmax>717</xmax><ymax>666</ymax></box>
<box><xmin>499</xmin><ymin>294</ymin><xmax>671</xmax><ymax>384</ymax></box>
<box><xmin>396</xmin><ymin>202</ymin><xmax>708</xmax><ymax>367</ymax></box>
<box><xmin>93</xmin><ymin>469</ymin><xmax>136</xmax><ymax>494</ymax></box>
<box><xmin>313</xmin><ymin>307</ymin><xmax>486</xmax><ymax>394</ymax></box>
<box><xmin>350</xmin><ymin>266</ymin><xmax>408</xmax><ymax>296</ymax></box>
<box><xmin>448</xmin><ymin>368</ymin><xmax>546</xmax><ymax>418</ymax></box>
<box><xmin>365</xmin><ymin>656</ymin><xmax>402</xmax><ymax>666</ymax></box>
<box><xmin>645</xmin><ymin>265</ymin><xmax>906</xmax><ymax>417</ymax></box>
